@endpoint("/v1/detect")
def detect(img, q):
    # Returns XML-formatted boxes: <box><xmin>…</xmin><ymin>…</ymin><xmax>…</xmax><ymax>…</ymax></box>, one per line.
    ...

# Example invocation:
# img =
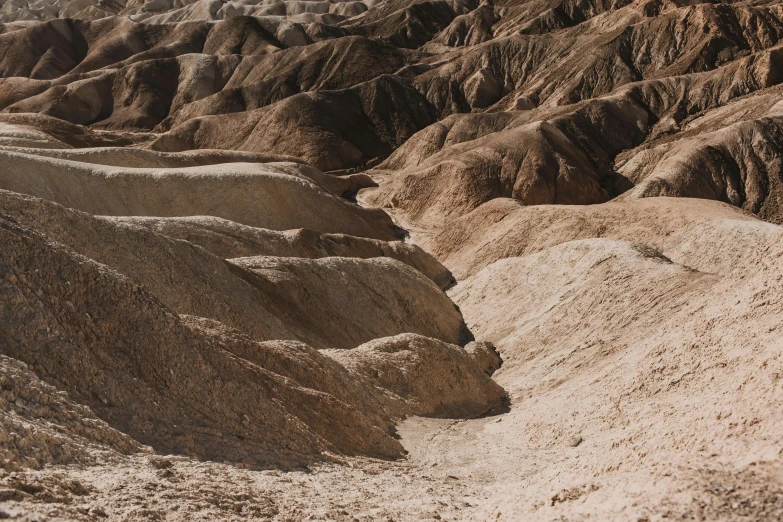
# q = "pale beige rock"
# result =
<box><xmin>428</xmin><ymin>197</ymin><xmax>761</xmax><ymax>278</ymax></box>
<box><xmin>0</xmin><ymin>211</ymin><xmax>497</xmax><ymax>469</ymax></box>
<box><xmin>323</xmin><ymin>333</ymin><xmax>507</xmax><ymax>418</ymax></box>
<box><xmin>2</xmin><ymin>0</ymin><xmax>783</xmax><ymax>519</ymax></box>
<box><xmin>0</xmin><ymin>149</ymin><xmax>398</xmax><ymax>239</ymax></box>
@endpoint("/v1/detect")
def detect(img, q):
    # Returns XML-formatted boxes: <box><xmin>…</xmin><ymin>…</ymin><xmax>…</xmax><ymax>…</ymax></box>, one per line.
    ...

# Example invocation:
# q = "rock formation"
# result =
<box><xmin>2</xmin><ymin>0</ymin><xmax>783</xmax><ymax>520</ymax></box>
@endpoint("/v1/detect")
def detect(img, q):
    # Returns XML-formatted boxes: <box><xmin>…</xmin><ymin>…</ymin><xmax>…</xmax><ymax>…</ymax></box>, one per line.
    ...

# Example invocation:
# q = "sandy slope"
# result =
<box><xmin>3</xmin><ymin>197</ymin><xmax>782</xmax><ymax>520</ymax></box>
<box><xmin>2</xmin><ymin>0</ymin><xmax>783</xmax><ymax>520</ymax></box>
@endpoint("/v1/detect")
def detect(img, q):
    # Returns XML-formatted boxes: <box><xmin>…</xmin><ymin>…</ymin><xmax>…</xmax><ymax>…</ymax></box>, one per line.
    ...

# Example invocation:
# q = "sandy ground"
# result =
<box><xmin>2</xmin><ymin>0</ymin><xmax>783</xmax><ymax>516</ymax></box>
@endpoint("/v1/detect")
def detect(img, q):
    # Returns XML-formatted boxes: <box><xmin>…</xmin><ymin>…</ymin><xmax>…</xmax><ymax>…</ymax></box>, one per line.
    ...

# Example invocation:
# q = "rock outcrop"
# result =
<box><xmin>3</xmin><ymin>0</ymin><xmax>783</xmax><ymax>520</ymax></box>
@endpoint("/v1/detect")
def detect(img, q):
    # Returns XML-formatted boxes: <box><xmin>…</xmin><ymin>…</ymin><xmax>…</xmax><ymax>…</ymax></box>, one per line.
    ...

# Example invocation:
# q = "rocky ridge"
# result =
<box><xmin>1</xmin><ymin>0</ymin><xmax>783</xmax><ymax>520</ymax></box>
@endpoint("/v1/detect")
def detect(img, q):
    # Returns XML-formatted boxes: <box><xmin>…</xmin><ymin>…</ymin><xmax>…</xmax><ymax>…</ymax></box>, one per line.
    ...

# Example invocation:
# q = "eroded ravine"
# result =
<box><xmin>2</xmin><ymin>0</ymin><xmax>783</xmax><ymax>520</ymax></box>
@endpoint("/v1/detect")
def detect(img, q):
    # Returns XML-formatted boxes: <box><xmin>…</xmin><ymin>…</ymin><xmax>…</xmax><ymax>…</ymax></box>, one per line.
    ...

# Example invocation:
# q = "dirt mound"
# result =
<box><xmin>2</xmin><ymin>215</ymin><xmax>374</xmax><ymax>467</ymax></box>
<box><xmin>0</xmin><ymin>114</ymin><xmax>151</xmax><ymax>148</ymax></box>
<box><xmin>4</xmin><ymin>1</ymin><xmax>783</xmax><ymax>221</ymax></box>
<box><xmin>0</xmin><ymin>36</ymin><xmax>418</xmax><ymax>133</ymax></box>
<box><xmin>364</xmin><ymin>43</ymin><xmax>783</xmax><ymax>227</ymax></box>
<box><xmin>0</xmin><ymin>355</ymin><xmax>143</xmax><ymax>471</ymax></box>
<box><xmin>0</xmin><ymin>145</ymin><xmax>308</xmax><ymax>168</ymax></box>
<box><xmin>153</xmin><ymin>36</ymin><xmax>420</xmax><ymax>131</ymax></box>
<box><xmin>619</xmin><ymin>113</ymin><xmax>783</xmax><ymax>224</ymax></box>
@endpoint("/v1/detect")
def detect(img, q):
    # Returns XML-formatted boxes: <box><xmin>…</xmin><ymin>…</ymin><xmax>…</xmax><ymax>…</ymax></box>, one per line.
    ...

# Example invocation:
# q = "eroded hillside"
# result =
<box><xmin>1</xmin><ymin>0</ymin><xmax>782</xmax><ymax>520</ymax></box>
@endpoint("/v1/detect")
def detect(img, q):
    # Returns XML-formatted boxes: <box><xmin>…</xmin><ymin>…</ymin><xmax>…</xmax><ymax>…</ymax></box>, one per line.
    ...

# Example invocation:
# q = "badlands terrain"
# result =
<box><xmin>1</xmin><ymin>0</ymin><xmax>783</xmax><ymax>520</ymax></box>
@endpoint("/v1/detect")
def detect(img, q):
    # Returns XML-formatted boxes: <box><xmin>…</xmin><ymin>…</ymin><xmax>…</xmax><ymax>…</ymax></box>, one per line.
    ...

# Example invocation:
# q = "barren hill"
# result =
<box><xmin>1</xmin><ymin>0</ymin><xmax>783</xmax><ymax>520</ymax></box>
